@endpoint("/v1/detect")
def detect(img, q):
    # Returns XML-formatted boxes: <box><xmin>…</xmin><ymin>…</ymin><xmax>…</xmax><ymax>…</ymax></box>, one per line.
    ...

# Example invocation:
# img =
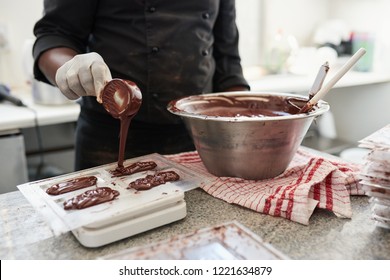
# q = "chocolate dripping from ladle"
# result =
<box><xmin>101</xmin><ymin>79</ymin><xmax>142</xmax><ymax>168</ymax></box>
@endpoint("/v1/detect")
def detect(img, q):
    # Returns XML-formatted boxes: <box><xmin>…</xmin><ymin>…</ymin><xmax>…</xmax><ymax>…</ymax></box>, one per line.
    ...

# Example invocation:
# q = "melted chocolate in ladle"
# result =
<box><xmin>101</xmin><ymin>79</ymin><xmax>142</xmax><ymax>169</ymax></box>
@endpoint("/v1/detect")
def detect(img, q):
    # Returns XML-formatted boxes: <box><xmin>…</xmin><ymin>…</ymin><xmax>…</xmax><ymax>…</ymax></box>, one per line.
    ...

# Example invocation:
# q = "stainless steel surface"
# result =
<box><xmin>168</xmin><ymin>92</ymin><xmax>329</xmax><ymax>180</ymax></box>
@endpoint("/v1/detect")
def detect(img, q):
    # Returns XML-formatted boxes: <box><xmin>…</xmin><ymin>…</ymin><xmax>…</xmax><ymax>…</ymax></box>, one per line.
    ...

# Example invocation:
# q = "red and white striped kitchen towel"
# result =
<box><xmin>166</xmin><ymin>147</ymin><xmax>364</xmax><ymax>225</ymax></box>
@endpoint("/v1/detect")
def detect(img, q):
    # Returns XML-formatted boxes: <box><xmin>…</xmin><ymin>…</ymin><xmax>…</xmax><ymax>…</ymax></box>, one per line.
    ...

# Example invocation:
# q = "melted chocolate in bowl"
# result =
<box><xmin>167</xmin><ymin>92</ymin><xmax>329</xmax><ymax>180</ymax></box>
<box><xmin>170</xmin><ymin>94</ymin><xmax>308</xmax><ymax>118</ymax></box>
<box><xmin>101</xmin><ymin>79</ymin><xmax>142</xmax><ymax>169</ymax></box>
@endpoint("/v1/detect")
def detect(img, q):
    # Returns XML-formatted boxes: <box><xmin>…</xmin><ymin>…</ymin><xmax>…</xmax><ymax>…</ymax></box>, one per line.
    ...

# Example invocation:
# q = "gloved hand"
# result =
<box><xmin>55</xmin><ymin>52</ymin><xmax>112</xmax><ymax>102</ymax></box>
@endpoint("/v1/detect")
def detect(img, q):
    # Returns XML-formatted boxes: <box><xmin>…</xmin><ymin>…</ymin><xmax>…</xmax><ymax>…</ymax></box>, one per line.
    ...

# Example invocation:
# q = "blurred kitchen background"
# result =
<box><xmin>1</xmin><ymin>0</ymin><xmax>390</xmax><ymax>191</ymax></box>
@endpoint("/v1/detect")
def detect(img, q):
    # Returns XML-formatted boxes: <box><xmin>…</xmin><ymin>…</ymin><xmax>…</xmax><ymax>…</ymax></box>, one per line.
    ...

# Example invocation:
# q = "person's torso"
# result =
<box><xmin>84</xmin><ymin>0</ymin><xmax>220</xmax><ymax>123</ymax></box>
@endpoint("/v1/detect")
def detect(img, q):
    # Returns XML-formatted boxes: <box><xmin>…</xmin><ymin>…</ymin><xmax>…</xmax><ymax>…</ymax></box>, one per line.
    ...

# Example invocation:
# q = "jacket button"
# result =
<box><xmin>151</xmin><ymin>47</ymin><xmax>159</xmax><ymax>53</ymax></box>
<box><xmin>202</xmin><ymin>13</ymin><xmax>210</xmax><ymax>19</ymax></box>
<box><xmin>201</xmin><ymin>50</ymin><xmax>209</xmax><ymax>56</ymax></box>
<box><xmin>149</xmin><ymin>7</ymin><xmax>156</xmax><ymax>13</ymax></box>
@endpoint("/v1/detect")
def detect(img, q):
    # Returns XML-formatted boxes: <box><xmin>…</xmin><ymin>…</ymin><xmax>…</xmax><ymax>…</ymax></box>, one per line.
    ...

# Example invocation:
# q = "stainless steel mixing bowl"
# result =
<box><xmin>167</xmin><ymin>92</ymin><xmax>329</xmax><ymax>180</ymax></box>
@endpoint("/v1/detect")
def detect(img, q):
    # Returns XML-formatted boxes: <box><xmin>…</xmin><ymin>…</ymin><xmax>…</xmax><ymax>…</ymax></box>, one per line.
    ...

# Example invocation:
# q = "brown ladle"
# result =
<box><xmin>101</xmin><ymin>79</ymin><xmax>142</xmax><ymax>168</ymax></box>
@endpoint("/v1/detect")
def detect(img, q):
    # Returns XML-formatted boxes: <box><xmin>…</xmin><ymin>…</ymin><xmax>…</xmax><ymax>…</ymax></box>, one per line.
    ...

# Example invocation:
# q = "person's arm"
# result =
<box><xmin>212</xmin><ymin>0</ymin><xmax>250</xmax><ymax>92</ymax></box>
<box><xmin>38</xmin><ymin>47</ymin><xmax>78</xmax><ymax>86</ymax></box>
<box><xmin>36</xmin><ymin>49</ymin><xmax>111</xmax><ymax>101</ymax></box>
<box><xmin>33</xmin><ymin>0</ymin><xmax>111</xmax><ymax>101</ymax></box>
<box><xmin>38</xmin><ymin>47</ymin><xmax>111</xmax><ymax>101</ymax></box>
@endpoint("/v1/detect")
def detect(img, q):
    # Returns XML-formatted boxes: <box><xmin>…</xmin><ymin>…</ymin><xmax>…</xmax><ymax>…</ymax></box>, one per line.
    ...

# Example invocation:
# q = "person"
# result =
<box><xmin>33</xmin><ymin>0</ymin><xmax>250</xmax><ymax>171</ymax></box>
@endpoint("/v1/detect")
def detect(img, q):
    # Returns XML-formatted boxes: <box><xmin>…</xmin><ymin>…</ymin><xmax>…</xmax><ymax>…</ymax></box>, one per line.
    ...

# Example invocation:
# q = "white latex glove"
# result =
<box><xmin>55</xmin><ymin>52</ymin><xmax>112</xmax><ymax>102</ymax></box>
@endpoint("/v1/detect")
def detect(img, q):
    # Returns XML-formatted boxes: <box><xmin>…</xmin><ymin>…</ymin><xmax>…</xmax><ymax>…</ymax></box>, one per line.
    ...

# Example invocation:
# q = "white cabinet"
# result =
<box><xmin>0</xmin><ymin>130</ymin><xmax>28</xmax><ymax>193</ymax></box>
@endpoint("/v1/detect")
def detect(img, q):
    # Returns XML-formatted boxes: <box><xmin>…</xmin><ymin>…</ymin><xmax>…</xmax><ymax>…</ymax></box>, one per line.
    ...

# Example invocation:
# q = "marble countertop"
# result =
<box><xmin>1</xmin><ymin>188</ymin><xmax>389</xmax><ymax>260</ymax></box>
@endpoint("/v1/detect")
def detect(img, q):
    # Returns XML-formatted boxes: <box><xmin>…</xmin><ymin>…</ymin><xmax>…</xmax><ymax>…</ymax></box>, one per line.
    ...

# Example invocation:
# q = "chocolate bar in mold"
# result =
<box><xmin>17</xmin><ymin>153</ymin><xmax>207</xmax><ymax>235</ymax></box>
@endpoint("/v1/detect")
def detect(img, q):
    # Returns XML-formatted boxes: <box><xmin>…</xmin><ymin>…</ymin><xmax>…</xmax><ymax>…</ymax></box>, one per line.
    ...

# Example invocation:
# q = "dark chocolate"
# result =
<box><xmin>127</xmin><ymin>171</ymin><xmax>180</xmax><ymax>191</ymax></box>
<box><xmin>63</xmin><ymin>187</ymin><xmax>120</xmax><ymax>210</ymax></box>
<box><xmin>46</xmin><ymin>176</ymin><xmax>97</xmax><ymax>195</ymax></box>
<box><xmin>101</xmin><ymin>79</ymin><xmax>142</xmax><ymax>168</ymax></box>
<box><xmin>171</xmin><ymin>94</ymin><xmax>309</xmax><ymax>117</ymax></box>
<box><xmin>110</xmin><ymin>161</ymin><xmax>157</xmax><ymax>177</ymax></box>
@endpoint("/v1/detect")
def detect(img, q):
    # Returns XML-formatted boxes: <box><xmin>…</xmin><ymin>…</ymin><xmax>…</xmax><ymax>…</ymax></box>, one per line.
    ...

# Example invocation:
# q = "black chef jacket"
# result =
<box><xmin>33</xmin><ymin>0</ymin><xmax>249</xmax><ymax>124</ymax></box>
